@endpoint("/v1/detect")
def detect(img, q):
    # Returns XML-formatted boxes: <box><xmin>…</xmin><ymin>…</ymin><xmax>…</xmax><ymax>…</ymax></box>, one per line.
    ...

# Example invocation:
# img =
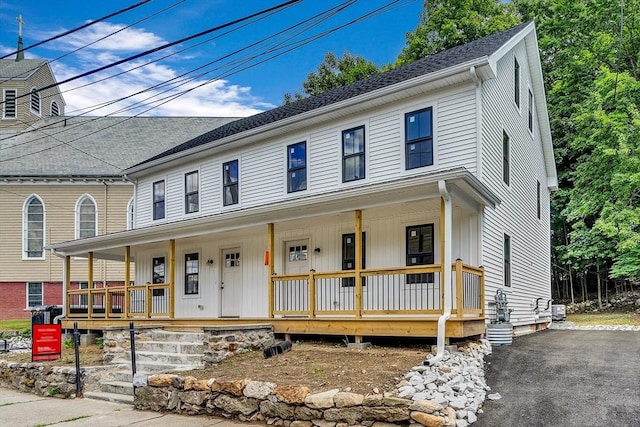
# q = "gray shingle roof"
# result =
<box><xmin>0</xmin><ymin>59</ymin><xmax>47</xmax><ymax>79</ymax></box>
<box><xmin>141</xmin><ymin>22</ymin><xmax>530</xmax><ymax>166</ymax></box>
<box><xmin>0</xmin><ymin>116</ymin><xmax>238</xmax><ymax>177</ymax></box>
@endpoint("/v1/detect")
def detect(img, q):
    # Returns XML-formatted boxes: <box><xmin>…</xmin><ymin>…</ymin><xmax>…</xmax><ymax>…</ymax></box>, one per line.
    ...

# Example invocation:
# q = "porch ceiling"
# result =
<box><xmin>48</xmin><ymin>167</ymin><xmax>499</xmax><ymax>260</ymax></box>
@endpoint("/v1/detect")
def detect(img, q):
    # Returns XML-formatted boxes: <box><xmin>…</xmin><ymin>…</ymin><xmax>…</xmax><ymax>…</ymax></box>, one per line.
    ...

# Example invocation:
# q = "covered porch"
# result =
<box><xmin>52</xmin><ymin>170</ymin><xmax>498</xmax><ymax>340</ymax></box>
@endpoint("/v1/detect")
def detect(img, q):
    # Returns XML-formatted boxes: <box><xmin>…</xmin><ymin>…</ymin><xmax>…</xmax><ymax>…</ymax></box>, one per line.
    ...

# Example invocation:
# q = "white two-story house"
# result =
<box><xmin>50</xmin><ymin>22</ymin><xmax>556</xmax><ymax>341</ymax></box>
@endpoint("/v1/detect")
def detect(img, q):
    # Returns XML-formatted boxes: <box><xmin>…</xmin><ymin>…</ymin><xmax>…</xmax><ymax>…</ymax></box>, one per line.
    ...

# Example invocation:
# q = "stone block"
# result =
<box><xmin>347</xmin><ymin>342</ymin><xmax>372</xmax><ymax>350</ymax></box>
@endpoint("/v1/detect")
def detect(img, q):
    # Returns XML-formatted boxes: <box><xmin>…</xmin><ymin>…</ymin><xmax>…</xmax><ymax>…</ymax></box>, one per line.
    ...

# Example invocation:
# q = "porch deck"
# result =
<box><xmin>61</xmin><ymin>261</ymin><xmax>486</xmax><ymax>339</ymax></box>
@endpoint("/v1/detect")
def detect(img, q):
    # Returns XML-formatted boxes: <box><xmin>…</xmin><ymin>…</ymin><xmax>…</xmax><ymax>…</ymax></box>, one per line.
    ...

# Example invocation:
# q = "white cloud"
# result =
<box><xmin>50</xmin><ymin>22</ymin><xmax>165</xmax><ymax>52</ymax></box>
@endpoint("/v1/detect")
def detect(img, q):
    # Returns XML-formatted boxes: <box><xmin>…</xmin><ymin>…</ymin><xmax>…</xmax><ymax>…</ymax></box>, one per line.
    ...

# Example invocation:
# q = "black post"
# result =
<box><xmin>73</xmin><ymin>322</ymin><xmax>81</xmax><ymax>396</ymax></box>
<box><xmin>129</xmin><ymin>321</ymin><xmax>136</xmax><ymax>376</ymax></box>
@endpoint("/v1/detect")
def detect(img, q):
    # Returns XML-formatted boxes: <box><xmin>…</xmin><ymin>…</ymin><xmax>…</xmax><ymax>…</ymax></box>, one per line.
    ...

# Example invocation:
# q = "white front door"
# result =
<box><xmin>283</xmin><ymin>239</ymin><xmax>310</xmax><ymax>312</ymax></box>
<box><xmin>220</xmin><ymin>248</ymin><xmax>242</xmax><ymax>317</ymax></box>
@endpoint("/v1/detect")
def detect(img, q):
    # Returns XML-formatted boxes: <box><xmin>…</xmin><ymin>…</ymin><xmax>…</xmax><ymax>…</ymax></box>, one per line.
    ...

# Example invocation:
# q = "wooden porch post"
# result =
<box><xmin>355</xmin><ymin>210</ymin><xmax>362</xmax><ymax>320</ymax></box>
<box><xmin>65</xmin><ymin>256</ymin><xmax>71</xmax><ymax>320</ymax></box>
<box><xmin>268</xmin><ymin>223</ymin><xmax>275</xmax><ymax>318</ymax></box>
<box><xmin>169</xmin><ymin>239</ymin><xmax>175</xmax><ymax>318</ymax></box>
<box><xmin>455</xmin><ymin>259</ymin><xmax>464</xmax><ymax>318</ymax></box>
<box><xmin>440</xmin><ymin>199</ymin><xmax>445</xmax><ymax>313</ymax></box>
<box><xmin>88</xmin><ymin>252</ymin><xmax>94</xmax><ymax>319</ymax></box>
<box><xmin>124</xmin><ymin>246</ymin><xmax>131</xmax><ymax>318</ymax></box>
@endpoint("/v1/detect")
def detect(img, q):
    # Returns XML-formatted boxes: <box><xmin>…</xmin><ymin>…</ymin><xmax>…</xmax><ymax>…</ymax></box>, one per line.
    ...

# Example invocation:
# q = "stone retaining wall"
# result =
<box><xmin>134</xmin><ymin>374</ymin><xmax>459</xmax><ymax>427</ymax></box>
<box><xmin>0</xmin><ymin>360</ymin><xmax>81</xmax><ymax>398</ymax></box>
<box><xmin>203</xmin><ymin>324</ymin><xmax>274</xmax><ymax>367</ymax></box>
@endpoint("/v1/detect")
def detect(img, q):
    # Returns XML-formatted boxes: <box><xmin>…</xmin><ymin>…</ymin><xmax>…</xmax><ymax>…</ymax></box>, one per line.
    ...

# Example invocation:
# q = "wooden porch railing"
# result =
<box><xmin>67</xmin><ymin>283</ymin><xmax>172</xmax><ymax>319</ymax></box>
<box><xmin>271</xmin><ymin>262</ymin><xmax>484</xmax><ymax>318</ymax></box>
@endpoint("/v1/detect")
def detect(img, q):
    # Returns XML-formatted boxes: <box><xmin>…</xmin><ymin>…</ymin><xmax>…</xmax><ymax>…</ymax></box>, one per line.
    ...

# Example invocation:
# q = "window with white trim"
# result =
<box><xmin>504</xmin><ymin>234</ymin><xmax>511</xmax><ymax>287</ymax></box>
<box><xmin>528</xmin><ymin>89</ymin><xmax>534</xmax><ymax>133</ymax></box>
<box><xmin>30</xmin><ymin>88</ymin><xmax>41</xmax><ymax>116</ymax></box>
<box><xmin>27</xmin><ymin>282</ymin><xmax>43</xmax><ymax>307</ymax></box>
<box><xmin>3</xmin><ymin>89</ymin><xmax>17</xmax><ymax>119</ymax></box>
<box><xmin>514</xmin><ymin>58</ymin><xmax>520</xmax><ymax>108</ymax></box>
<box><xmin>405</xmin><ymin>108</ymin><xmax>433</xmax><ymax>169</ymax></box>
<box><xmin>24</xmin><ymin>195</ymin><xmax>45</xmax><ymax>258</ymax></box>
<box><xmin>503</xmin><ymin>131</ymin><xmax>510</xmax><ymax>186</ymax></box>
<box><xmin>184</xmin><ymin>171</ymin><xmax>199</xmax><ymax>214</ymax></box>
<box><xmin>185</xmin><ymin>253</ymin><xmax>199</xmax><ymax>295</ymax></box>
<box><xmin>51</xmin><ymin>100</ymin><xmax>60</xmax><ymax>117</ymax></box>
<box><xmin>76</xmin><ymin>195</ymin><xmax>97</xmax><ymax>239</ymax></box>
<box><xmin>153</xmin><ymin>180</ymin><xmax>165</xmax><ymax>220</ymax></box>
<box><xmin>342</xmin><ymin>126</ymin><xmax>365</xmax><ymax>182</ymax></box>
<box><xmin>287</xmin><ymin>142</ymin><xmax>307</xmax><ymax>192</ymax></box>
<box><xmin>127</xmin><ymin>198</ymin><xmax>134</xmax><ymax>230</ymax></box>
<box><xmin>223</xmin><ymin>160</ymin><xmax>239</xmax><ymax>206</ymax></box>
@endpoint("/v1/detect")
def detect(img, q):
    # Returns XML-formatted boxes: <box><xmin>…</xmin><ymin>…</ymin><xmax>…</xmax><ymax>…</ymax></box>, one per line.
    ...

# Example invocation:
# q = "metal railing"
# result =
<box><xmin>272</xmin><ymin>262</ymin><xmax>484</xmax><ymax>318</ymax></box>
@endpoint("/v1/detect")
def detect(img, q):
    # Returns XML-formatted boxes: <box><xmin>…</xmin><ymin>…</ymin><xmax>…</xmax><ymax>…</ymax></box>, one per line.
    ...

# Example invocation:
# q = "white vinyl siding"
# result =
<box><xmin>481</xmin><ymin>40</ymin><xmax>551</xmax><ymax>327</ymax></box>
<box><xmin>437</xmin><ymin>87</ymin><xmax>477</xmax><ymax>173</ymax></box>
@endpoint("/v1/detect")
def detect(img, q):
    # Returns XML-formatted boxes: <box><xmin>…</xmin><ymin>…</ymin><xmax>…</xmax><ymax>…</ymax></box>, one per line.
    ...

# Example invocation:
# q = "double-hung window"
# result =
<box><xmin>3</xmin><ymin>89</ymin><xmax>17</xmax><ymax>119</ymax></box>
<box><xmin>287</xmin><ymin>142</ymin><xmax>307</xmax><ymax>192</ymax></box>
<box><xmin>514</xmin><ymin>58</ymin><xmax>520</xmax><ymax>108</ymax></box>
<box><xmin>223</xmin><ymin>160</ymin><xmax>239</xmax><ymax>206</ymax></box>
<box><xmin>406</xmin><ymin>224</ymin><xmax>435</xmax><ymax>284</ymax></box>
<box><xmin>27</xmin><ymin>282</ymin><xmax>43</xmax><ymax>307</ymax></box>
<box><xmin>30</xmin><ymin>88</ymin><xmax>41</xmax><ymax>116</ymax></box>
<box><xmin>24</xmin><ymin>195</ymin><xmax>44</xmax><ymax>258</ymax></box>
<box><xmin>504</xmin><ymin>234</ymin><xmax>511</xmax><ymax>287</ymax></box>
<box><xmin>76</xmin><ymin>195</ymin><xmax>97</xmax><ymax>239</ymax></box>
<box><xmin>405</xmin><ymin>108</ymin><xmax>433</xmax><ymax>169</ymax></box>
<box><xmin>503</xmin><ymin>131</ymin><xmax>510</xmax><ymax>186</ymax></box>
<box><xmin>342</xmin><ymin>126</ymin><xmax>365</xmax><ymax>182</ymax></box>
<box><xmin>153</xmin><ymin>180</ymin><xmax>165</xmax><ymax>220</ymax></box>
<box><xmin>185</xmin><ymin>253</ymin><xmax>199</xmax><ymax>295</ymax></box>
<box><xmin>184</xmin><ymin>171</ymin><xmax>199</xmax><ymax>214</ymax></box>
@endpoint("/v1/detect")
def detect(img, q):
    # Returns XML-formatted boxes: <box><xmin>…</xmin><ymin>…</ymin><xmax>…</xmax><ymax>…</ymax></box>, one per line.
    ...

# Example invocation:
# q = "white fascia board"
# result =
<box><xmin>125</xmin><ymin>58</ymin><xmax>492</xmax><ymax>178</ymax></box>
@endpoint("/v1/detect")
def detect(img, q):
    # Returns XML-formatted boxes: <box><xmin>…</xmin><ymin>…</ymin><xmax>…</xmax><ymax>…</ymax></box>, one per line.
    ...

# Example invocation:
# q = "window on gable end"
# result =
<box><xmin>184</xmin><ymin>171</ymin><xmax>199</xmax><ymax>214</ymax></box>
<box><xmin>405</xmin><ymin>108</ymin><xmax>433</xmax><ymax>169</ymax></box>
<box><xmin>342</xmin><ymin>126</ymin><xmax>365</xmax><ymax>182</ymax></box>
<box><xmin>503</xmin><ymin>131</ymin><xmax>510</xmax><ymax>186</ymax></box>
<box><xmin>30</xmin><ymin>88</ymin><xmax>41</xmax><ymax>116</ymax></box>
<box><xmin>3</xmin><ymin>89</ymin><xmax>17</xmax><ymax>119</ymax></box>
<box><xmin>223</xmin><ymin>160</ymin><xmax>239</xmax><ymax>206</ymax></box>
<box><xmin>24</xmin><ymin>195</ymin><xmax>45</xmax><ymax>258</ymax></box>
<box><xmin>51</xmin><ymin>101</ymin><xmax>60</xmax><ymax>117</ymax></box>
<box><xmin>514</xmin><ymin>58</ymin><xmax>520</xmax><ymax>108</ymax></box>
<box><xmin>528</xmin><ymin>89</ymin><xmax>534</xmax><ymax>133</ymax></box>
<box><xmin>287</xmin><ymin>142</ymin><xmax>307</xmax><ymax>192</ymax></box>
<box><xmin>153</xmin><ymin>180</ymin><xmax>165</xmax><ymax>220</ymax></box>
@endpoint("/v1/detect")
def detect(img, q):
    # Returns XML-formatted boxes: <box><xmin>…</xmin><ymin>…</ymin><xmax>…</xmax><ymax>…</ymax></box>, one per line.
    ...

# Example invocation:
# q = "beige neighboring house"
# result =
<box><xmin>1</xmin><ymin>57</ymin><xmax>238</xmax><ymax>319</ymax></box>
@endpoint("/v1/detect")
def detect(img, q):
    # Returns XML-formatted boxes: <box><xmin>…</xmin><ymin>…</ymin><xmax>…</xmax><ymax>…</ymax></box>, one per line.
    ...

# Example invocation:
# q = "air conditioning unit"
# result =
<box><xmin>551</xmin><ymin>304</ymin><xmax>566</xmax><ymax>321</ymax></box>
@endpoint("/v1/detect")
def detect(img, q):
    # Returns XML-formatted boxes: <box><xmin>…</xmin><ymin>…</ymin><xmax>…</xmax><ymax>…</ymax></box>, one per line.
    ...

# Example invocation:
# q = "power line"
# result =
<box><xmin>0</xmin><ymin>0</ymin><xmax>153</xmax><ymax>60</ymax></box>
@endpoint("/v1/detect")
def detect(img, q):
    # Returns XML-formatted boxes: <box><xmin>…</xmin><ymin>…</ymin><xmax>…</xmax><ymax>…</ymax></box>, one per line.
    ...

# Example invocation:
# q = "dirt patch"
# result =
<box><xmin>178</xmin><ymin>340</ymin><xmax>429</xmax><ymax>395</ymax></box>
<box><xmin>1</xmin><ymin>344</ymin><xmax>104</xmax><ymax>366</ymax></box>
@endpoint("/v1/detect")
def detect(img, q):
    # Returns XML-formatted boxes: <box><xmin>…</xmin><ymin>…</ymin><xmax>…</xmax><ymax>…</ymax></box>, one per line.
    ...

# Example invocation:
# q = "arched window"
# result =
<box><xmin>30</xmin><ymin>88</ymin><xmax>41</xmax><ymax>116</ymax></box>
<box><xmin>76</xmin><ymin>195</ymin><xmax>97</xmax><ymax>239</ymax></box>
<box><xmin>127</xmin><ymin>198</ymin><xmax>135</xmax><ymax>230</ymax></box>
<box><xmin>23</xmin><ymin>195</ymin><xmax>45</xmax><ymax>259</ymax></box>
<box><xmin>50</xmin><ymin>101</ymin><xmax>59</xmax><ymax>116</ymax></box>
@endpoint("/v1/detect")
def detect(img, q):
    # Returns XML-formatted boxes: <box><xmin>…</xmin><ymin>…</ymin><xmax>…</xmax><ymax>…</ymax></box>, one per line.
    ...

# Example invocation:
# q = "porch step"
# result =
<box><xmin>84</xmin><ymin>391</ymin><xmax>134</xmax><ymax>405</ymax></box>
<box><xmin>100</xmin><ymin>380</ymin><xmax>134</xmax><ymax>395</ymax></box>
<box><xmin>136</xmin><ymin>362</ymin><xmax>200</xmax><ymax>373</ymax></box>
<box><xmin>135</xmin><ymin>350</ymin><xmax>205</xmax><ymax>367</ymax></box>
<box><xmin>135</xmin><ymin>340</ymin><xmax>204</xmax><ymax>354</ymax></box>
<box><xmin>151</xmin><ymin>330</ymin><xmax>205</xmax><ymax>343</ymax></box>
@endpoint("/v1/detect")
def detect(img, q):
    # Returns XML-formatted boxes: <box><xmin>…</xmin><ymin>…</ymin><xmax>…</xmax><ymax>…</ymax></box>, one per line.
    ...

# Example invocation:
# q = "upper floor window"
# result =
<box><xmin>184</xmin><ymin>171</ymin><xmax>199</xmax><ymax>214</ymax></box>
<box><xmin>223</xmin><ymin>160</ymin><xmax>239</xmax><ymax>206</ymax></box>
<box><xmin>27</xmin><ymin>282</ymin><xmax>43</xmax><ymax>308</ymax></box>
<box><xmin>528</xmin><ymin>89</ymin><xmax>534</xmax><ymax>133</ymax></box>
<box><xmin>287</xmin><ymin>142</ymin><xmax>307</xmax><ymax>192</ymax></box>
<box><xmin>504</xmin><ymin>234</ymin><xmax>511</xmax><ymax>287</ymax></box>
<box><xmin>153</xmin><ymin>180</ymin><xmax>165</xmax><ymax>220</ymax></box>
<box><xmin>127</xmin><ymin>198</ymin><xmax>135</xmax><ymax>230</ymax></box>
<box><xmin>342</xmin><ymin>126</ymin><xmax>365</xmax><ymax>182</ymax></box>
<box><xmin>184</xmin><ymin>253</ymin><xmax>199</xmax><ymax>295</ymax></box>
<box><xmin>3</xmin><ymin>89</ymin><xmax>17</xmax><ymax>119</ymax></box>
<box><xmin>51</xmin><ymin>100</ymin><xmax>60</xmax><ymax>117</ymax></box>
<box><xmin>514</xmin><ymin>58</ymin><xmax>520</xmax><ymax>108</ymax></box>
<box><xmin>405</xmin><ymin>108</ymin><xmax>433</xmax><ymax>169</ymax></box>
<box><xmin>76</xmin><ymin>195</ymin><xmax>97</xmax><ymax>239</ymax></box>
<box><xmin>406</xmin><ymin>223</ymin><xmax>435</xmax><ymax>284</ymax></box>
<box><xmin>537</xmin><ymin>180</ymin><xmax>541</xmax><ymax>219</ymax></box>
<box><xmin>502</xmin><ymin>131</ymin><xmax>510</xmax><ymax>186</ymax></box>
<box><xmin>30</xmin><ymin>88</ymin><xmax>41</xmax><ymax>116</ymax></box>
<box><xmin>23</xmin><ymin>195</ymin><xmax>45</xmax><ymax>259</ymax></box>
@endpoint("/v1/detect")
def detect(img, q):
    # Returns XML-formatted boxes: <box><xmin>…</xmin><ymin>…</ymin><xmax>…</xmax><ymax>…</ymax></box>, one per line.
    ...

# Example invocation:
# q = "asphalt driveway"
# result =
<box><xmin>478</xmin><ymin>329</ymin><xmax>640</xmax><ymax>426</ymax></box>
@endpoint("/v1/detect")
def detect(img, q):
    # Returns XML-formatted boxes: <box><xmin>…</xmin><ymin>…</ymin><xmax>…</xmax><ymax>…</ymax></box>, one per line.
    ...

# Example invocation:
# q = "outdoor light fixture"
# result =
<box><xmin>206</xmin><ymin>259</ymin><xmax>214</xmax><ymax>265</ymax></box>
<box><xmin>314</xmin><ymin>247</ymin><xmax>321</xmax><ymax>254</ymax></box>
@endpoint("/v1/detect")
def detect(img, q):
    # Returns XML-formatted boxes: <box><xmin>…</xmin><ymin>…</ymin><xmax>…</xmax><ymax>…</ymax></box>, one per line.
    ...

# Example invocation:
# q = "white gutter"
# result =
<box><xmin>52</xmin><ymin>249</ymin><xmax>66</xmax><ymax>324</ymax></box>
<box><xmin>428</xmin><ymin>180</ymin><xmax>453</xmax><ymax>365</ymax></box>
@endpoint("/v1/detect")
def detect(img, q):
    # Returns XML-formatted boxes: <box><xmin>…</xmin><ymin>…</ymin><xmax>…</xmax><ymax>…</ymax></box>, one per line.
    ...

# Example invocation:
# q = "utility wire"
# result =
<box><xmin>0</xmin><ymin>0</ymin><xmax>152</xmax><ymax>60</ymax></box>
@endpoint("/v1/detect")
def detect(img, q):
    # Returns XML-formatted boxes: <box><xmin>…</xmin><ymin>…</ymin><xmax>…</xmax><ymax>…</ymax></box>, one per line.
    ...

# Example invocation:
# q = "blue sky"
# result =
<box><xmin>0</xmin><ymin>0</ymin><xmax>423</xmax><ymax>117</ymax></box>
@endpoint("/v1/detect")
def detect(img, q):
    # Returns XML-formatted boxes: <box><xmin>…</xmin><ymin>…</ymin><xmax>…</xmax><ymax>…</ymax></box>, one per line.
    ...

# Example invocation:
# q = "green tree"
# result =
<box><xmin>396</xmin><ymin>0</ymin><xmax>520</xmax><ymax>65</ymax></box>
<box><xmin>283</xmin><ymin>52</ymin><xmax>380</xmax><ymax>104</ymax></box>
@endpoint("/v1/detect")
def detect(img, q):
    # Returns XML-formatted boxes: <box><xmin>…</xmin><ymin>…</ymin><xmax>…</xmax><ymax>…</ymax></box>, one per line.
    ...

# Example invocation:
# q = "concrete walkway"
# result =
<box><xmin>0</xmin><ymin>387</ymin><xmax>257</xmax><ymax>427</ymax></box>
<box><xmin>479</xmin><ymin>329</ymin><xmax>640</xmax><ymax>426</ymax></box>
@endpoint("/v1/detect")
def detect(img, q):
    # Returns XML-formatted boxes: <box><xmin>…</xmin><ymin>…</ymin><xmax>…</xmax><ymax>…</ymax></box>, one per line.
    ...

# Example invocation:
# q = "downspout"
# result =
<box><xmin>427</xmin><ymin>180</ymin><xmax>453</xmax><ymax>365</ymax></box>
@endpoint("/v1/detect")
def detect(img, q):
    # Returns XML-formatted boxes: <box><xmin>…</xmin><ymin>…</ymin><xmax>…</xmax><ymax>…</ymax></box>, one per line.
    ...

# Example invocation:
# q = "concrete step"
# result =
<box><xmin>100</xmin><ymin>380</ymin><xmax>133</xmax><ymax>396</ymax></box>
<box><xmin>135</xmin><ymin>340</ymin><xmax>205</xmax><ymax>354</ymax></box>
<box><xmin>135</xmin><ymin>350</ymin><xmax>204</xmax><ymax>366</ymax></box>
<box><xmin>110</xmin><ymin>370</ymin><xmax>133</xmax><ymax>383</ymax></box>
<box><xmin>151</xmin><ymin>330</ymin><xmax>204</xmax><ymax>343</ymax></box>
<box><xmin>84</xmin><ymin>391</ymin><xmax>134</xmax><ymax>405</ymax></box>
<box><xmin>135</xmin><ymin>362</ymin><xmax>202</xmax><ymax>373</ymax></box>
